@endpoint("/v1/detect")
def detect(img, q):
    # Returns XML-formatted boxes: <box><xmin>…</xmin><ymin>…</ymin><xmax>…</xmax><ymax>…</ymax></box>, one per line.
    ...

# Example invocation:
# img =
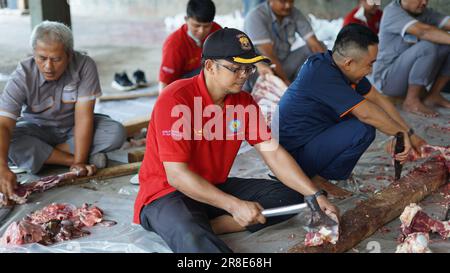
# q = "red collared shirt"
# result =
<box><xmin>134</xmin><ymin>71</ymin><xmax>271</xmax><ymax>224</ymax></box>
<box><xmin>159</xmin><ymin>22</ymin><xmax>222</xmax><ymax>85</ymax></box>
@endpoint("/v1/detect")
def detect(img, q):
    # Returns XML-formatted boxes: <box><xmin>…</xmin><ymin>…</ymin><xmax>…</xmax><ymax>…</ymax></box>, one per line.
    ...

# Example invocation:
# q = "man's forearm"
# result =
<box><xmin>73</xmin><ymin>118</ymin><xmax>94</xmax><ymax>164</ymax></box>
<box><xmin>256</xmin><ymin>45</ymin><xmax>290</xmax><ymax>83</ymax></box>
<box><xmin>270</xmin><ymin>57</ymin><xmax>290</xmax><ymax>83</ymax></box>
<box><xmin>361</xmin><ymin>103</ymin><xmax>408</xmax><ymax>136</ymax></box>
<box><xmin>307</xmin><ymin>36</ymin><xmax>327</xmax><ymax>53</ymax></box>
<box><xmin>259</xmin><ymin>144</ymin><xmax>318</xmax><ymax>196</ymax></box>
<box><xmin>0</xmin><ymin>126</ymin><xmax>11</xmax><ymax>167</ymax></box>
<box><xmin>421</xmin><ymin>27</ymin><xmax>450</xmax><ymax>45</ymax></box>
<box><xmin>167</xmin><ymin>166</ymin><xmax>239</xmax><ymax>213</ymax></box>
<box><xmin>374</xmin><ymin>96</ymin><xmax>410</xmax><ymax>132</ymax></box>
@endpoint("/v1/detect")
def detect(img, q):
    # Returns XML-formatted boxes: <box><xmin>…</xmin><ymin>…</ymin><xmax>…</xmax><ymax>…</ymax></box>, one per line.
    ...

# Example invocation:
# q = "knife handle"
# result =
<box><xmin>394</xmin><ymin>132</ymin><xmax>405</xmax><ymax>180</ymax></box>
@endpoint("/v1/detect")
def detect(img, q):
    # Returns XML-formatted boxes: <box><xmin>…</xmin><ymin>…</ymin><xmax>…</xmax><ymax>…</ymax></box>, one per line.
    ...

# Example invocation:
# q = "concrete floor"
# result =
<box><xmin>0</xmin><ymin>13</ymin><xmax>167</xmax><ymax>96</ymax></box>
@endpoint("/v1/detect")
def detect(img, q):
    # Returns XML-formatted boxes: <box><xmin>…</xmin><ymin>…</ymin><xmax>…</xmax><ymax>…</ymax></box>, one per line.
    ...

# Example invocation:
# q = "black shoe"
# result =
<box><xmin>133</xmin><ymin>69</ymin><xmax>148</xmax><ymax>88</ymax></box>
<box><xmin>112</xmin><ymin>72</ymin><xmax>136</xmax><ymax>91</ymax></box>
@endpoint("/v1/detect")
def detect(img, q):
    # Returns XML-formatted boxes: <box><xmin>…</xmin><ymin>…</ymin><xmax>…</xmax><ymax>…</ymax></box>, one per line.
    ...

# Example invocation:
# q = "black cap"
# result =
<box><xmin>202</xmin><ymin>28</ymin><xmax>271</xmax><ymax>65</ymax></box>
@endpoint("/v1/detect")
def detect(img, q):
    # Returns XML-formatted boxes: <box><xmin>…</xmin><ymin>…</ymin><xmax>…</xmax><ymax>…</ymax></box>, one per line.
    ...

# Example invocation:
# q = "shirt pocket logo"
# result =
<box><xmin>62</xmin><ymin>83</ymin><xmax>78</xmax><ymax>103</ymax></box>
<box><xmin>31</xmin><ymin>96</ymin><xmax>54</xmax><ymax>113</ymax></box>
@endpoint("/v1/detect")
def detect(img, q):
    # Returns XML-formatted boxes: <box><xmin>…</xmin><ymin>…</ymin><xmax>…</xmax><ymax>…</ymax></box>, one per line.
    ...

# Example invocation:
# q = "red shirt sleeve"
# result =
<box><xmin>159</xmin><ymin>36</ymin><xmax>184</xmax><ymax>85</ymax></box>
<box><xmin>153</xmin><ymin>95</ymin><xmax>192</xmax><ymax>162</ymax></box>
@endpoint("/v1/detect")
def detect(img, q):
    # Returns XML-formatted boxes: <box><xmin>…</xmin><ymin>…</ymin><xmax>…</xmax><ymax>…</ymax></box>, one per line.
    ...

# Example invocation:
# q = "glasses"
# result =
<box><xmin>214</xmin><ymin>61</ymin><xmax>257</xmax><ymax>75</ymax></box>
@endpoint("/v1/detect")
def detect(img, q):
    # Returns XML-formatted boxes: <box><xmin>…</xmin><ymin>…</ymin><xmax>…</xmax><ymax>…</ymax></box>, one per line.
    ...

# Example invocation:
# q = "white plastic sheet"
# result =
<box><xmin>1</xmin><ymin>102</ymin><xmax>449</xmax><ymax>253</ymax></box>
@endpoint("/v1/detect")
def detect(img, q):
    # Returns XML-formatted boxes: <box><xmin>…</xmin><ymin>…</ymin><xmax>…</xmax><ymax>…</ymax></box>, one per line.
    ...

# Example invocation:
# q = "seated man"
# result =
<box><xmin>244</xmin><ymin>0</ymin><xmax>326</xmax><ymax>90</ymax></box>
<box><xmin>135</xmin><ymin>28</ymin><xmax>338</xmax><ymax>253</ymax></box>
<box><xmin>373</xmin><ymin>0</ymin><xmax>450</xmax><ymax>117</ymax></box>
<box><xmin>343</xmin><ymin>0</ymin><xmax>383</xmax><ymax>34</ymax></box>
<box><xmin>276</xmin><ymin>24</ymin><xmax>426</xmax><ymax>190</ymax></box>
<box><xmin>0</xmin><ymin>21</ymin><xmax>126</xmax><ymax>198</ymax></box>
<box><xmin>159</xmin><ymin>0</ymin><xmax>221</xmax><ymax>93</ymax></box>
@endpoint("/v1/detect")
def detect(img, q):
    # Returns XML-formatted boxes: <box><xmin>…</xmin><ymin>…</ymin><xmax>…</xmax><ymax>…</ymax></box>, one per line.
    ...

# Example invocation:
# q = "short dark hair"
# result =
<box><xmin>333</xmin><ymin>24</ymin><xmax>379</xmax><ymax>56</ymax></box>
<box><xmin>187</xmin><ymin>0</ymin><xmax>216</xmax><ymax>23</ymax></box>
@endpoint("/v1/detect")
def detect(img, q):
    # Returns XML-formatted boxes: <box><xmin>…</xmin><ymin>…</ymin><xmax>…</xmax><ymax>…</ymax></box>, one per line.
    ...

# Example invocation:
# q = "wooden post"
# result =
<box><xmin>289</xmin><ymin>157</ymin><xmax>448</xmax><ymax>253</ymax></box>
<box><xmin>58</xmin><ymin>162</ymin><xmax>141</xmax><ymax>187</ymax></box>
<box><xmin>123</xmin><ymin>116</ymin><xmax>150</xmax><ymax>138</ymax></box>
<box><xmin>29</xmin><ymin>0</ymin><xmax>71</xmax><ymax>29</ymax></box>
<box><xmin>128</xmin><ymin>148</ymin><xmax>145</xmax><ymax>163</ymax></box>
<box><xmin>99</xmin><ymin>90</ymin><xmax>158</xmax><ymax>102</ymax></box>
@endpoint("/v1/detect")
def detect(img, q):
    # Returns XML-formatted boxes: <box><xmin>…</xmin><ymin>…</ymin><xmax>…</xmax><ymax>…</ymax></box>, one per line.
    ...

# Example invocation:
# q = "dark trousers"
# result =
<box><xmin>140</xmin><ymin>177</ymin><xmax>304</xmax><ymax>253</ymax></box>
<box><xmin>290</xmin><ymin>117</ymin><xmax>376</xmax><ymax>180</ymax></box>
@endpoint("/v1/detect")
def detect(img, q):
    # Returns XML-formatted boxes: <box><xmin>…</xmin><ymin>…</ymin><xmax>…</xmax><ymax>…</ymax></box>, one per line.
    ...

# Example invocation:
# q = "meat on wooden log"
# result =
<box><xmin>0</xmin><ymin>163</ymin><xmax>142</xmax><ymax>207</ymax></box>
<box><xmin>59</xmin><ymin>162</ymin><xmax>142</xmax><ymax>186</ymax></box>
<box><xmin>289</xmin><ymin>157</ymin><xmax>448</xmax><ymax>253</ymax></box>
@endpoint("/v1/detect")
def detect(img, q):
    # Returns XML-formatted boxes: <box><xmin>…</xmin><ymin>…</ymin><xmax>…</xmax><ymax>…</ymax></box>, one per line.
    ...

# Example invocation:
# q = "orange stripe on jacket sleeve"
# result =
<box><xmin>339</xmin><ymin>99</ymin><xmax>367</xmax><ymax>118</ymax></box>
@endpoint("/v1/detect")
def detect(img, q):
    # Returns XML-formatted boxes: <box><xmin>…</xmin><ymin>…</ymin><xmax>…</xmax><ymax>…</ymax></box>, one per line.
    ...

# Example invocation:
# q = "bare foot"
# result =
<box><xmin>402</xmin><ymin>101</ymin><xmax>439</xmax><ymax>117</ymax></box>
<box><xmin>423</xmin><ymin>94</ymin><xmax>450</xmax><ymax>109</ymax></box>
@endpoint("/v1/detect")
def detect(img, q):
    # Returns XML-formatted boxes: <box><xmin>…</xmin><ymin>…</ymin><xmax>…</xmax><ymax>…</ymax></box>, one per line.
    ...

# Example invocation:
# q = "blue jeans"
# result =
<box><xmin>290</xmin><ymin>117</ymin><xmax>375</xmax><ymax>180</ymax></box>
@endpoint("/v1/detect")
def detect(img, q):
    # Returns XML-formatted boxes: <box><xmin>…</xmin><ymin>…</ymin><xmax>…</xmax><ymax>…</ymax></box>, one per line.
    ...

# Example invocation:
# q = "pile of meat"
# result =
<box><xmin>251</xmin><ymin>74</ymin><xmax>287</xmax><ymax>126</ymax></box>
<box><xmin>304</xmin><ymin>225</ymin><xmax>339</xmax><ymax>247</ymax></box>
<box><xmin>304</xmin><ymin>213</ymin><xmax>340</xmax><ymax>247</ymax></box>
<box><xmin>409</xmin><ymin>145</ymin><xmax>450</xmax><ymax>171</ymax></box>
<box><xmin>396</xmin><ymin>203</ymin><xmax>450</xmax><ymax>253</ymax></box>
<box><xmin>0</xmin><ymin>172</ymin><xmax>79</xmax><ymax>207</ymax></box>
<box><xmin>0</xmin><ymin>203</ymin><xmax>116</xmax><ymax>246</ymax></box>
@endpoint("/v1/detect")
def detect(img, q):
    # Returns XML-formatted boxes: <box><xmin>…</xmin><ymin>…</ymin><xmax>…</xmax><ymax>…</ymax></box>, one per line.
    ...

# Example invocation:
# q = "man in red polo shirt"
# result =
<box><xmin>135</xmin><ymin>28</ymin><xmax>339</xmax><ymax>253</ymax></box>
<box><xmin>343</xmin><ymin>0</ymin><xmax>383</xmax><ymax>34</ymax></box>
<box><xmin>159</xmin><ymin>0</ymin><xmax>222</xmax><ymax>93</ymax></box>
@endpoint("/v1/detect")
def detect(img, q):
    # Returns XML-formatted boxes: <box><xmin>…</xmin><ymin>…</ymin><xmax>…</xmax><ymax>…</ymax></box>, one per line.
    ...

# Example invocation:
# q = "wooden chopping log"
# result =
<box><xmin>99</xmin><ymin>89</ymin><xmax>158</xmax><ymax>102</ymax></box>
<box><xmin>289</xmin><ymin>157</ymin><xmax>448</xmax><ymax>253</ymax></box>
<box><xmin>58</xmin><ymin>162</ymin><xmax>142</xmax><ymax>187</ymax></box>
<box><xmin>314</xmin><ymin>179</ymin><xmax>353</xmax><ymax>199</ymax></box>
<box><xmin>128</xmin><ymin>148</ymin><xmax>145</xmax><ymax>163</ymax></box>
<box><xmin>123</xmin><ymin>116</ymin><xmax>150</xmax><ymax>137</ymax></box>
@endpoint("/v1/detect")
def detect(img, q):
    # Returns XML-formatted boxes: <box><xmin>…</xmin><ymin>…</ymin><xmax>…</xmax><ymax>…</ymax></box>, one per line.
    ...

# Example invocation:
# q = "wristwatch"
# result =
<box><xmin>407</xmin><ymin>128</ymin><xmax>415</xmax><ymax>137</ymax></box>
<box><xmin>304</xmin><ymin>189</ymin><xmax>328</xmax><ymax>212</ymax></box>
<box><xmin>312</xmin><ymin>189</ymin><xmax>328</xmax><ymax>198</ymax></box>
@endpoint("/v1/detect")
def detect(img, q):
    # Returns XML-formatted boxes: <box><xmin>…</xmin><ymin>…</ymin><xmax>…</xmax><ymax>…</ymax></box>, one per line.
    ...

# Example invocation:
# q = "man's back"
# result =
<box><xmin>278</xmin><ymin>51</ymin><xmax>371</xmax><ymax>151</ymax></box>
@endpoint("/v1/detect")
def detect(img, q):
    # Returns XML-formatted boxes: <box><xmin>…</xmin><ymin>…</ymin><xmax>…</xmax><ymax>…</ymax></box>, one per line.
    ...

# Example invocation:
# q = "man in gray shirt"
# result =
<box><xmin>373</xmin><ymin>0</ymin><xmax>450</xmax><ymax>117</ymax></box>
<box><xmin>0</xmin><ymin>21</ymin><xmax>126</xmax><ymax>199</ymax></box>
<box><xmin>244</xmin><ymin>0</ymin><xmax>326</xmax><ymax>90</ymax></box>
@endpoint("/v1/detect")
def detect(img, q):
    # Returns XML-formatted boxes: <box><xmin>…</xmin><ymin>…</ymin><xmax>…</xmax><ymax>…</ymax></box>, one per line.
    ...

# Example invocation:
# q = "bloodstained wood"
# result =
<box><xmin>314</xmin><ymin>179</ymin><xmax>353</xmax><ymax>199</ymax></box>
<box><xmin>289</xmin><ymin>157</ymin><xmax>448</xmax><ymax>253</ymax></box>
<box><xmin>58</xmin><ymin>162</ymin><xmax>142</xmax><ymax>187</ymax></box>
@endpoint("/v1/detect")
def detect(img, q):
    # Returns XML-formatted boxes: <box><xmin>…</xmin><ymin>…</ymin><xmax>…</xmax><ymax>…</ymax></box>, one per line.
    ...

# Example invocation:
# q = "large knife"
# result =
<box><xmin>394</xmin><ymin>132</ymin><xmax>405</xmax><ymax>181</ymax></box>
<box><xmin>262</xmin><ymin>203</ymin><xmax>308</xmax><ymax>217</ymax></box>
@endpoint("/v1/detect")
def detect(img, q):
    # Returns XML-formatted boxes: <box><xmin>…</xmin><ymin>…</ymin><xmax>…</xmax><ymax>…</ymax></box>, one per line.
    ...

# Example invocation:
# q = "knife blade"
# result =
<box><xmin>394</xmin><ymin>132</ymin><xmax>405</xmax><ymax>181</ymax></box>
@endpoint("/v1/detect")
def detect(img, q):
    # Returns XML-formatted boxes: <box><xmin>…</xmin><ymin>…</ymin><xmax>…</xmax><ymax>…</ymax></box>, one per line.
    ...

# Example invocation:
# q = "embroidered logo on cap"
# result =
<box><xmin>237</xmin><ymin>34</ymin><xmax>252</xmax><ymax>51</ymax></box>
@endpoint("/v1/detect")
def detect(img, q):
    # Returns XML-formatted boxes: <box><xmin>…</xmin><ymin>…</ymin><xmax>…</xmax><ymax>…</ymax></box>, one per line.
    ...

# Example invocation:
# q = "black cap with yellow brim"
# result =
<box><xmin>202</xmin><ymin>27</ymin><xmax>271</xmax><ymax>65</ymax></box>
